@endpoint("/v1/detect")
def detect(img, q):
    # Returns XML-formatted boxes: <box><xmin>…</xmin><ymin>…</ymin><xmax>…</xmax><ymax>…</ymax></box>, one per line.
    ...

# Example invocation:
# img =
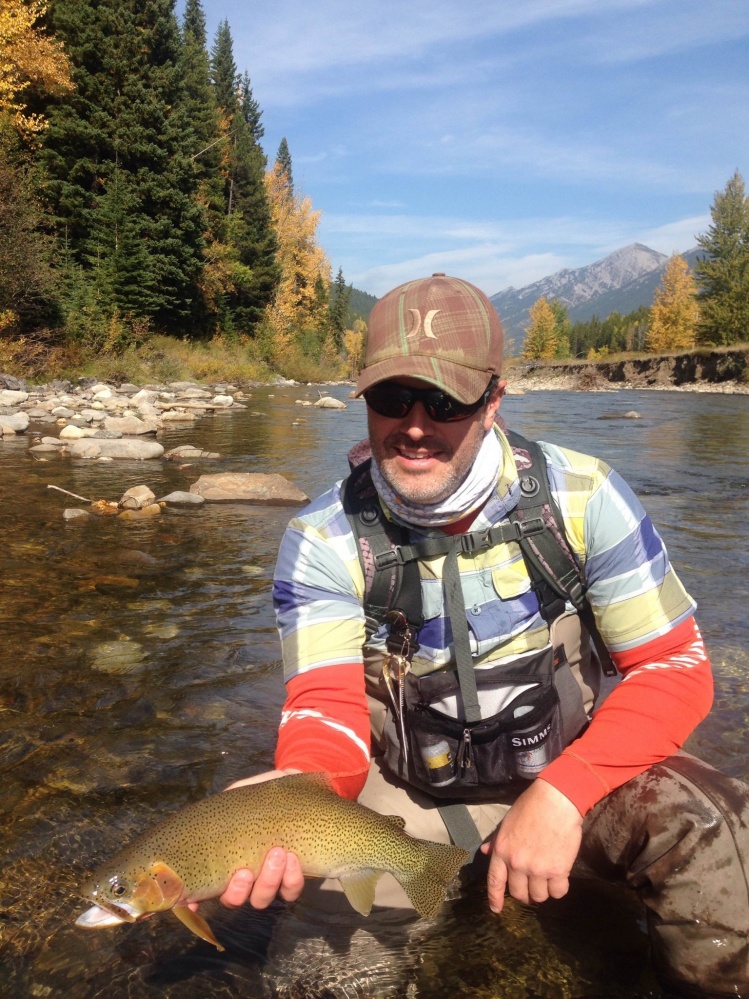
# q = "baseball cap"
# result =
<box><xmin>355</xmin><ymin>273</ymin><xmax>504</xmax><ymax>404</ymax></box>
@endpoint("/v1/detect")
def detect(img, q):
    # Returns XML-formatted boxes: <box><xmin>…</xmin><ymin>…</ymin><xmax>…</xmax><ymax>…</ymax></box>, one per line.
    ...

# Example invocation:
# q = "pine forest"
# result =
<box><xmin>0</xmin><ymin>0</ymin><xmax>361</xmax><ymax>383</ymax></box>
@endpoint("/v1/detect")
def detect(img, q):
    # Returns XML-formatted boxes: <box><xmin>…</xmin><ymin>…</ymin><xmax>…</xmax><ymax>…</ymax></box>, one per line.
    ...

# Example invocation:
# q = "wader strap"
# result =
<box><xmin>438</xmin><ymin>801</ymin><xmax>484</xmax><ymax>856</ymax></box>
<box><xmin>443</xmin><ymin>544</ymin><xmax>481</xmax><ymax>725</ymax></box>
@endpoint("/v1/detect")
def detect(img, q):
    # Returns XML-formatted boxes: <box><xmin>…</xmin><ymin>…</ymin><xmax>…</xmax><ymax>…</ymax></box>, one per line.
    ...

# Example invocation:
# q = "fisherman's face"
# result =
<box><xmin>367</xmin><ymin>377</ymin><xmax>504</xmax><ymax>506</ymax></box>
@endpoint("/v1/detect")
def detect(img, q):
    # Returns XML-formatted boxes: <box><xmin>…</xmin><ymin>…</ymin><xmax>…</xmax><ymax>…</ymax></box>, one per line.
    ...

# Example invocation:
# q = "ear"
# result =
<box><xmin>483</xmin><ymin>379</ymin><xmax>506</xmax><ymax>431</ymax></box>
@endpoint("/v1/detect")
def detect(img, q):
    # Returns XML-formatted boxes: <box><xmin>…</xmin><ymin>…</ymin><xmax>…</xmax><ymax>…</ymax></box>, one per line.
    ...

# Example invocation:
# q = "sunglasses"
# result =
<box><xmin>363</xmin><ymin>381</ymin><xmax>492</xmax><ymax>423</ymax></box>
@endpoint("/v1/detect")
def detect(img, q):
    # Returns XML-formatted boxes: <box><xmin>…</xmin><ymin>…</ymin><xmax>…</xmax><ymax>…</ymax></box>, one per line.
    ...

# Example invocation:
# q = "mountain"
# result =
<box><xmin>348</xmin><ymin>287</ymin><xmax>378</xmax><ymax>323</ymax></box>
<box><xmin>490</xmin><ymin>243</ymin><xmax>701</xmax><ymax>354</ymax></box>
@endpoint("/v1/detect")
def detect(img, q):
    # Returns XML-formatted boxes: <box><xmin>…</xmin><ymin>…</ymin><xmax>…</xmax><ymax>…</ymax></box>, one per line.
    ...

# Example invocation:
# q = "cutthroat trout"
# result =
<box><xmin>76</xmin><ymin>773</ymin><xmax>469</xmax><ymax>950</ymax></box>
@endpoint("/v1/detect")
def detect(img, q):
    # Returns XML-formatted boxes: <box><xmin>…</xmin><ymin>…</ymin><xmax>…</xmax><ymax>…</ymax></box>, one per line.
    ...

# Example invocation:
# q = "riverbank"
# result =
<box><xmin>1</xmin><ymin>338</ymin><xmax>748</xmax><ymax>397</ymax></box>
<box><xmin>506</xmin><ymin>345</ymin><xmax>749</xmax><ymax>393</ymax></box>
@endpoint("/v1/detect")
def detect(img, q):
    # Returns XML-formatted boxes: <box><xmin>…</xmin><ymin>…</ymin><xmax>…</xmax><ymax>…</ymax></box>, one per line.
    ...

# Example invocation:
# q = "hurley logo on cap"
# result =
<box><xmin>406</xmin><ymin>309</ymin><xmax>440</xmax><ymax>340</ymax></box>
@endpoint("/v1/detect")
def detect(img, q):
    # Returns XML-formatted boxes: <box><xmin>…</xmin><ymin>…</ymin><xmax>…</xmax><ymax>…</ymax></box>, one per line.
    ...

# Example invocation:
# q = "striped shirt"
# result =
<box><xmin>272</xmin><ymin>426</ymin><xmax>711</xmax><ymax>812</ymax></box>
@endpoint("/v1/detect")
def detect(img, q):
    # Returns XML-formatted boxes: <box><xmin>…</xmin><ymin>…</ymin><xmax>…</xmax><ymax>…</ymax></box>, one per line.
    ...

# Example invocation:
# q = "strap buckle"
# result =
<box><xmin>374</xmin><ymin>548</ymin><xmax>404</xmax><ymax>569</ymax></box>
<box><xmin>513</xmin><ymin>517</ymin><xmax>545</xmax><ymax>539</ymax></box>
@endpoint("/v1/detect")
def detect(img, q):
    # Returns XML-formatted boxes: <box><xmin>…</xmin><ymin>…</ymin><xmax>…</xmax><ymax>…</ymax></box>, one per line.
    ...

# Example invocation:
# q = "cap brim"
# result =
<box><xmin>355</xmin><ymin>357</ymin><xmax>492</xmax><ymax>404</ymax></box>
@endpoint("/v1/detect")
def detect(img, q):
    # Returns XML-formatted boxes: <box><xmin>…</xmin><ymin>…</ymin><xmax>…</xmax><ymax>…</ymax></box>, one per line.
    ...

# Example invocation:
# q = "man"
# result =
<box><xmin>219</xmin><ymin>274</ymin><xmax>749</xmax><ymax>997</ymax></box>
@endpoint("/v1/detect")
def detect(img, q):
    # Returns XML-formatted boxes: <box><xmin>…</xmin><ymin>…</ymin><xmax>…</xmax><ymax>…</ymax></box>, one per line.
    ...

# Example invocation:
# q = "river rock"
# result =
<box><xmin>157</xmin><ymin>490</ymin><xmax>206</xmax><ymax>506</ymax></box>
<box><xmin>51</xmin><ymin>406</ymin><xmax>76</xmax><ymax>419</ymax></box>
<box><xmin>176</xmin><ymin>386</ymin><xmax>212</xmax><ymax>399</ymax></box>
<box><xmin>63</xmin><ymin>507</ymin><xmax>91</xmax><ymax>522</ymax></box>
<box><xmin>79</xmin><ymin>408</ymin><xmax>106</xmax><ymax>421</ymax></box>
<box><xmin>102</xmin><ymin>415</ymin><xmax>158</xmax><ymax>435</ymax></box>
<box><xmin>0</xmin><ymin>412</ymin><xmax>29</xmax><ymax>432</ymax></box>
<box><xmin>66</xmin><ymin>439</ymin><xmax>165</xmax><ymax>459</ymax></box>
<box><xmin>164</xmin><ymin>445</ymin><xmax>221</xmax><ymax>460</ymax></box>
<box><xmin>29</xmin><ymin>443</ymin><xmax>61</xmax><ymax>454</ymax></box>
<box><xmin>161</xmin><ymin>410</ymin><xmax>197</xmax><ymax>422</ymax></box>
<box><xmin>597</xmin><ymin>410</ymin><xmax>642</xmax><ymax>420</ymax></box>
<box><xmin>0</xmin><ymin>390</ymin><xmax>28</xmax><ymax>406</ymax></box>
<box><xmin>60</xmin><ymin>424</ymin><xmax>97</xmax><ymax>440</ymax></box>
<box><xmin>212</xmin><ymin>395</ymin><xmax>233</xmax><ymax>407</ymax></box>
<box><xmin>0</xmin><ymin>374</ymin><xmax>24</xmax><ymax>391</ymax></box>
<box><xmin>314</xmin><ymin>396</ymin><xmax>347</xmax><ymax>409</ymax></box>
<box><xmin>119</xmin><ymin>485</ymin><xmax>156</xmax><ymax>510</ymax></box>
<box><xmin>189</xmin><ymin>472</ymin><xmax>309</xmax><ymax>505</ymax></box>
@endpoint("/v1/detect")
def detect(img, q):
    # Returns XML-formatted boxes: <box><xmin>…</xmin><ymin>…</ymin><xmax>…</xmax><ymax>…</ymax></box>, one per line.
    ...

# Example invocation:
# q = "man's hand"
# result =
<box><xmin>188</xmin><ymin>769</ymin><xmax>305</xmax><ymax>913</ymax></box>
<box><xmin>480</xmin><ymin>778</ymin><xmax>583</xmax><ymax>913</ymax></box>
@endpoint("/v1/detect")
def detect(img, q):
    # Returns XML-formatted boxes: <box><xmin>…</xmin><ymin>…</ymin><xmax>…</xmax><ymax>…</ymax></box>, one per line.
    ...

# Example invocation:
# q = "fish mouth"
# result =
<box><xmin>76</xmin><ymin>899</ymin><xmax>140</xmax><ymax>928</ymax></box>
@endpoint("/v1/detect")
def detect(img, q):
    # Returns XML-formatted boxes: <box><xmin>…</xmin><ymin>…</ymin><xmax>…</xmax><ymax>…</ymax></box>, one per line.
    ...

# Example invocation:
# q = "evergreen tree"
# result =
<box><xmin>328</xmin><ymin>266</ymin><xmax>351</xmax><ymax>350</ymax></box>
<box><xmin>522</xmin><ymin>297</ymin><xmax>558</xmax><ymax>359</ymax></box>
<box><xmin>695</xmin><ymin>170</ymin><xmax>749</xmax><ymax>346</ymax></box>
<box><xmin>210</xmin><ymin>20</ymin><xmax>239</xmax><ymax>117</ymax></box>
<box><xmin>240</xmin><ymin>71</ymin><xmax>263</xmax><ymax>142</ymax></box>
<box><xmin>548</xmin><ymin>300</ymin><xmax>571</xmax><ymax>358</ymax></box>
<box><xmin>207</xmin><ymin>20</ymin><xmax>279</xmax><ymax>334</ymax></box>
<box><xmin>276</xmin><ymin>137</ymin><xmax>293</xmax><ymax>193</ymax></box>
<box><xmin>0</xmin><ymin>152</ymin><xmax>58</xmax><ymax>331</ymax></box>
<box><xmin>41</xmin><ymin>0</ymin><xmax>205</xmax><ymax>333</ymax></box>
<box><xmin>181</xmin><ymin>0</ymin><xmax>228</xmax><ymax>328</ymax></box>
<box><xmin>647</xmin><ymin>254</ymin><xmax>698</xmax><ymax>351</ymax></box>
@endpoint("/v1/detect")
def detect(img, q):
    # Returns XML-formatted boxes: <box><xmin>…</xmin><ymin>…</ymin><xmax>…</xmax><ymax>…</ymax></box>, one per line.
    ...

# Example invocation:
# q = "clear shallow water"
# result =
<box><xmin>0</xmin><ymin>385</ymin><xmax>747</xmax><ymax>998</ymax></box>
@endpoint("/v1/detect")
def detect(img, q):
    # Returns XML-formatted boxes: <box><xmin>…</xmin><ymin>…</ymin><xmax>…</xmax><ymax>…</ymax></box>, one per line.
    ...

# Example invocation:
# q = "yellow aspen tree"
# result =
<box><xmin>263</xmin><ymin>161</ymin><xmax>331</xmax><ymax>362</ymax></box>
<box><xmin>646</xmin><ymin>253</ymin><xmax>699</xmax><ymax>352</ymax></box>
<box><xmin>343</xmin><ymin>318</ymin><xmax>367</xmax><ymax>380</ymax></box>
<box><xmin>522</xmin><ymin>296</ymin><xmax>558</xmax><ymax>360</ymax></box>
<box><xmin>0</xmin><ymin>0</ymin><xmax>71</xmax><ymax>140</ymax></box>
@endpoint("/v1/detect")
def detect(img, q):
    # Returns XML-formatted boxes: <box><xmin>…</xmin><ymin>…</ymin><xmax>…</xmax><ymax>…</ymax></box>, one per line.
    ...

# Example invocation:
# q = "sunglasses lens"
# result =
<box><xmin>364</xmin><ymin>383</ymin><xmax>489</xmax><ymax>422</ymax></box>
<box><xmin>364</xmin><ymin>385</ymin><xmax>412</xmax><ymax>419</ymax></box>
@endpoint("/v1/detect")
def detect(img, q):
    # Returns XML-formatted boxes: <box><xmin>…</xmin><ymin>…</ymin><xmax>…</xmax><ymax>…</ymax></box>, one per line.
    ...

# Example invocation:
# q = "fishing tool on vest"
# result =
<box><xmin>381</xmin><ymin>610</ymin><xmax>416</xmax><ymax>766</ymax></box>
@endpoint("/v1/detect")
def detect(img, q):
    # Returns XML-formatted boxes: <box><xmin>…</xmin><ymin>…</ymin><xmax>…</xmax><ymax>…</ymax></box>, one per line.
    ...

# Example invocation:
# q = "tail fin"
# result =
<box><xmin>396</xmin><ymin>841</ymin><xmax>469</xmax><ymax>918</ymax></box>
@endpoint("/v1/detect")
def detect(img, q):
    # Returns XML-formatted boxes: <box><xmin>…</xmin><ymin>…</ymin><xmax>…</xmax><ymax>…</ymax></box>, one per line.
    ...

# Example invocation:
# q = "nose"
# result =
<box><xmin>399</xmin><ymin>401</ymin><xmax>436</xmax><ymax>438</ymax></box>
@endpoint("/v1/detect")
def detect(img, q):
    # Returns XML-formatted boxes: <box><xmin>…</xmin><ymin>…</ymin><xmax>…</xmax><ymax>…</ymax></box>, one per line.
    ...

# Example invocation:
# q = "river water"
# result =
<box><xmin>1</xmin><ymin>384</ymin><xmax>748</xmax><ymax>999</ymax></box>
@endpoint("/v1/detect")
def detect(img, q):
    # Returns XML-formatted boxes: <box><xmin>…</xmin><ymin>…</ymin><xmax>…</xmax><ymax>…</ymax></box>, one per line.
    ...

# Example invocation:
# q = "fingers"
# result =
<box><xmin>486</xmin><ymin>850</ymin><xmax>508</xmax><ymax>914</ymax></box>
<box><xmin>246</xmin><ymin>848</ymin><xmax>289</xmax><ymax>909</ymax></box>
<box><xmin>218</xmin><ymin>850</ymin><xmax>305</xmax><ymax>911</ymax></box>
<box><xmin>278</xmin><ymin>850</ymin><xmax>305</xmax><ymax>903</ymax></box>
<box><xmin>220</xmin><ymin>867</ymin><xmax>255</xmax><ymax>907</ymax></box>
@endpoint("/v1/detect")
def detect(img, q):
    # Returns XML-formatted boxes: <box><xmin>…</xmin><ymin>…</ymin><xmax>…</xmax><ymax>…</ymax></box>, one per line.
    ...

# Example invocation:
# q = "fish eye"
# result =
<box><xmin>113</xmin><ymin>884</ymin><xmax>127</xmax><ymax>897</ymax></box>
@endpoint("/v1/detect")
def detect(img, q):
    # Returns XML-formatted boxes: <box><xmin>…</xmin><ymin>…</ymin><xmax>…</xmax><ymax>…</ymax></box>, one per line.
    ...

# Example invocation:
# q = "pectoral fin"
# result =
<box><xmin>172</xmin><ymin>905</ymin><xmax>225</xmax><ymax>951</ymax></box>
<box><xmin>338</xmin><ymin>869</ymin><xmax>383</xmax><ymax>917</ymax></box>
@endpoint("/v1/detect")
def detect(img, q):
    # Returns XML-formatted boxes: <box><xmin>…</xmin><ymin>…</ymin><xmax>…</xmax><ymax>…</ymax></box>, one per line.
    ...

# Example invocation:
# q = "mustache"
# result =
<box><xmin>384</xmin><ymin>431</ymin><xmax>453</xmax><ymax>456</ymax></box>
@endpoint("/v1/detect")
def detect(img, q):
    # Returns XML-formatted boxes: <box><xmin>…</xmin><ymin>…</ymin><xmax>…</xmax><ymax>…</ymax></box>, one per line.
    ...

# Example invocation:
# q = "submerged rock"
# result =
<box><xmin>314</xmin><ymin>396</ymin><xmax>347</xmax><ymax>409</ymax></box>
<box><xmin>157</xmin><ymin>491</ymin><xmax>206</xmax><ymax>506</ymax></box>
<box><xmin>189</xmin><ymin>472</ymin><xmax>308</xmax><ymax>505</ymax></box>
<box><xmin>66</xmin><ymin>439</ymin><xmax>164</xmax><ymax>460</ymax></box>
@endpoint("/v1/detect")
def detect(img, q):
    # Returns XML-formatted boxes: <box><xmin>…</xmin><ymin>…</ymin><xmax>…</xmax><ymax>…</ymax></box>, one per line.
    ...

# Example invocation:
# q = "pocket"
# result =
<box><xmin>381</xmin><ymin>647</ymin><xmax>567</xmax><ymax>797</ymax></box>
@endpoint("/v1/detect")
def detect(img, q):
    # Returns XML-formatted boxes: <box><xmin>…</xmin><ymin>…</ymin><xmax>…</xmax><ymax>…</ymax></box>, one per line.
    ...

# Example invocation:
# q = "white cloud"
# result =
<box><xmin>635</xmin><ymin>215</ymin><xmax>710</xmax><ymax>256</ymax></box>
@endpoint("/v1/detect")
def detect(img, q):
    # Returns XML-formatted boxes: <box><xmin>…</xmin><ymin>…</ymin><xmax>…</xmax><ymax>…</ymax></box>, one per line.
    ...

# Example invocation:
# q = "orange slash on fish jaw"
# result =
<box><xmin>76</xmin><ymin>861</ymin><xmax>185</xmax><ymax>929</ymax></box>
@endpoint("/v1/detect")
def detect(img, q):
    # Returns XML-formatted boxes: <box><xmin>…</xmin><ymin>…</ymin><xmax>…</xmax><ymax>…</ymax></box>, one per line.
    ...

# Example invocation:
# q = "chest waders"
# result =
<box><xmin>343</xmin><ymin>430</ymin><xmax>617</xmax><ymax>854</ymax></box>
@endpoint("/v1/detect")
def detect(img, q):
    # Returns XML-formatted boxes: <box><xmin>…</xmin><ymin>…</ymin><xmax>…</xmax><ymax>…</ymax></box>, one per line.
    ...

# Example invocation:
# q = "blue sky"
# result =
<box><xmin>192</xmin><ymin>0</ymin><xmax>749</xmax><ymax>298</ymax></box>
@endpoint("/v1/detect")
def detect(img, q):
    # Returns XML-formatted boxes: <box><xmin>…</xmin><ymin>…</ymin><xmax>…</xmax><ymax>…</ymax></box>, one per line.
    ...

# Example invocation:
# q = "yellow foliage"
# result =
<box><xmin>263</xmin><ymin>162</ymin><xmax>331</xmax><ymax>363</ymax></box>
<box><xmin>343</xmin><ymin>318</ymin><xmax>367</xmax><ymax>380</ymax></box>
<box><xmin>0</xmin><ymin>0</ymin><xmax>72</xmax><ymax>140</ymax></box>
<box><xmin>646</xmin><ymin>253</ymin><xmax>699</xmax><ymax>352</ymax></box>
<box><xmin>522</xmin><ymin>297</ymin><xmax>558</xmax><ymax>360</ymax></box>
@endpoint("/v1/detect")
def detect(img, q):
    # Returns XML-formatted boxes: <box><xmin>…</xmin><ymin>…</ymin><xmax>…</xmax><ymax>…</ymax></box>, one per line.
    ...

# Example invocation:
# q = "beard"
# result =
<box><xmin>370</xmin><ymin>424</ymin><xmax>485</xmax><ymax>507</ymax></box>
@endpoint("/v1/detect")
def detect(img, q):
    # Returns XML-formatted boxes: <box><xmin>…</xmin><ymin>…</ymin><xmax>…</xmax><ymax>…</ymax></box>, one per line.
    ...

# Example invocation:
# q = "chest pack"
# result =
<box><xmin>342</xmin><ymin>430</ymin><xmax>616</xmax><ymax>817</ymax></box>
